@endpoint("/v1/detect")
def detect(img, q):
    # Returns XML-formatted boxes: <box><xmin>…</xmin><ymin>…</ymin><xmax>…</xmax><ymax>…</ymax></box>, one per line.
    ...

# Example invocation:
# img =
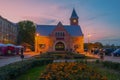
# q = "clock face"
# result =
<box><xmin>73</xmin><ymin>19</ymin><xmax>77</xmax><ymax>23</ymax></box>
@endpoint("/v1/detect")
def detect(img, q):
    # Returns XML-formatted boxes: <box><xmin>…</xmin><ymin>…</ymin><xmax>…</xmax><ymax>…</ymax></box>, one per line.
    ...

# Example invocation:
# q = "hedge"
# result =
<box><xmin>102</xmin><ymin>61</ymin><xmax>120</xmax><ymax>71</ymax></box>
<box><xmin>0</xmin><ymin>59</ymin><xmax>53</xmax><ymax>80</ymax></box>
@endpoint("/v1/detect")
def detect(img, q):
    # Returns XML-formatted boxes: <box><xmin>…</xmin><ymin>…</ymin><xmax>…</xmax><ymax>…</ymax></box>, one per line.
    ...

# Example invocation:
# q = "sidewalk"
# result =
<box><xmin>84</xmin><ymin>53</ymin><xmax>120</xmax><ymax>63</ymax></box>
<box><xmin>104</xmin><ymin>56</ymin><xmax>120</xmax><ymax>63</ymax></box>
<box><xmin>0</xmin><ymin>52</ymin><xmax>39</xmax><ymax>67</ymax></box>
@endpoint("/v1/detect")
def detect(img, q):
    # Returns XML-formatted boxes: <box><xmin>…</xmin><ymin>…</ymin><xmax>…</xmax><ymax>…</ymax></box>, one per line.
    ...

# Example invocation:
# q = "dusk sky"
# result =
<box><xmin>0</xmin><ymin>0</ymin><xmax>120</xmax><ymax>45</ymax></box>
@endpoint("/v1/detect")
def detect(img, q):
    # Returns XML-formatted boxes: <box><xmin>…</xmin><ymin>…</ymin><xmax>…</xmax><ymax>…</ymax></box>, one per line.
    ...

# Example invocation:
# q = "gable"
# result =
<box><xmin>50</xmin><ymin>23</ymin><xmax>70</xmax><ymax>36</ymax></box>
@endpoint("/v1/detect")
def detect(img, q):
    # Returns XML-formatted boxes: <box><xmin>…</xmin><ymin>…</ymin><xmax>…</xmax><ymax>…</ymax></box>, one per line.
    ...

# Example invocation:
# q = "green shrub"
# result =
<box><xmin>95</xmin><ymin>59</ymin><xmax>100</xmax><ymax>63</ymax></box>
<box><xmin>39</xmin><ymin>52</ymin><xmax>86</xmax><ymax>59</ymax></box>
<box><xmin>102</xmin><ymin>61</ymin><xmax>120</xmax><ymax>71</ymax></box>
<box><xmin>73</xmin><ymin>54</ymin><xmax>85</xmax><ymax>59</ymax></box>
<box><xmin>0</xmin><ymin>59</ymin><xmax>53</xmax><ymax>80</ymax></box>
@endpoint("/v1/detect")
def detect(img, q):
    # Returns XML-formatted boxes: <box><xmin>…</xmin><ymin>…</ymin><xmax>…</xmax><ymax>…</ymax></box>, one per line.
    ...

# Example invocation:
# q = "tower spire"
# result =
<box><xmin>70</xmin><ymin>8</ymin><xmax>79</xmax><ymax>19</ymax></box>
<box><xmin>70</xmin><ymin>8</ymin><xmax>79</xmax><ymax>25</ymax></box>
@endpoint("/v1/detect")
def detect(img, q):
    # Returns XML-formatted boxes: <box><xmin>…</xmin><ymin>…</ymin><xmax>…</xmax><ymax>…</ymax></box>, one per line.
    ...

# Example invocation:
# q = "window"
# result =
<box><xmin>55</xmin><ymin>31</ymin><xmax>65</xmax><ymax>38</ymax></box>
<box><xmin>74</xmin><ymin>44</ymin><xmax>80</xmax><ymax>49</ymax></box>
<box><xmin>55</xmin><ymin>32</ymin><xmax>65</xmax><ymax>40</ymax></box>
<box><xmin>63</xmin><ymin>32</ymin><xmax>65</xmax><ymax>36</ymax></box>
<box><xmin>39</xmin><ymin>44</ymin><xmax>46</xmax><ymax>49</ymax></box>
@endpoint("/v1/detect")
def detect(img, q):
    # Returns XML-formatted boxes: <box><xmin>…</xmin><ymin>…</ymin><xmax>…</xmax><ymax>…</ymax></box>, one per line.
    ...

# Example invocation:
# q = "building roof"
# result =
<box><xmin>36</xmin><ymin>25</ymin><xmax>83</xmax><ymax>36</ymax></box>
<box><xmin>0</xmin><ymin>16</ymin><xmax>16</xmax><ymax>26</ymax></box>
<box><xmin>70</xmin><ymin>8</ymin><xmax>79</xmax><ymax>19</ymax></box>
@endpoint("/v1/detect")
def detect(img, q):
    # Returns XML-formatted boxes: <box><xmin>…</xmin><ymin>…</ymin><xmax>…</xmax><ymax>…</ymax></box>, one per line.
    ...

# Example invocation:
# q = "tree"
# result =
<box><xmin>17</xmin><ymin>20</ymin><xmax>36</xmax><ymax>50</ymax></box>
<box><xmin>94</xmin><ymin>42</ymin><xmax>103</xmax><ymax>48</ymax></box>
<box><xmin>84</xmin><ymin>42</ymin><xmax>103</xmax><ymax>50</ymax></box>
<box><xmin>84</xmin><ymin>43</ymin><xmax>94</xmax><ymax>51</ymax></box>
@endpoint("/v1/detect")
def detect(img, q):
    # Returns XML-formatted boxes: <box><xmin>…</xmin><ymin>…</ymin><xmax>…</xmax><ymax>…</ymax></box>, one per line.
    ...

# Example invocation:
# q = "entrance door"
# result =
<box><xmin>55</xmin><ymin>42</ymin><xmax>65</xmax><ymax>51</ymax></box>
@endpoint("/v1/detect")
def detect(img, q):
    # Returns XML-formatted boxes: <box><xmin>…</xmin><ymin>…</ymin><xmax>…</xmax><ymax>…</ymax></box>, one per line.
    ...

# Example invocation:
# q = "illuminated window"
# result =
<box><xmin>74</xmin><ymin>44</ymin><xmax>80</xmax><ymax>49</ymax></box>
<box><xmin>39</xmin><ymin>44</ymin><xmax>46</xmax><ymax>49</ymax></box>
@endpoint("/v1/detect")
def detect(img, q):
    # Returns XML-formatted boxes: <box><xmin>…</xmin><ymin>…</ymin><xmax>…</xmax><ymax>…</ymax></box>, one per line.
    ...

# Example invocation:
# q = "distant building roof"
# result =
<box><xmin>0</xmin><ymin>16</ymin><xmax>15</xmax><ymax>26</ymax></box>
<box><xmin>36</xmin><ymin>25</ymin><xmax>83</xmax><ymax>36</ymax></box>
<box><xmin>70</xmin><ymin>8</ymin><xmax>79</xmax><ymax>19</ymax></box>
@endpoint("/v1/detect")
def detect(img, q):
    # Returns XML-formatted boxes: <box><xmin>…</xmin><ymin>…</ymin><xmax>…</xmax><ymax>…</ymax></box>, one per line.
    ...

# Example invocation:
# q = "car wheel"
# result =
<box><xmin>116</xmin><ymin>54</ymin><xmax>119</xmax><ymax>57</ymax></box>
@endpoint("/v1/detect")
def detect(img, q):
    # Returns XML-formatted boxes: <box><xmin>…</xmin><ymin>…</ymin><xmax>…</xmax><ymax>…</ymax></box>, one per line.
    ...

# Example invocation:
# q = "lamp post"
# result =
<box><xmin>36</xmin><ymin>33</ymin><xmax>39</xmax><ymax>53</ymax></box>
<box><xmin>87</xmin><ymin>34</ymin><xmax>91</xmax><ymax>54</ymax></box>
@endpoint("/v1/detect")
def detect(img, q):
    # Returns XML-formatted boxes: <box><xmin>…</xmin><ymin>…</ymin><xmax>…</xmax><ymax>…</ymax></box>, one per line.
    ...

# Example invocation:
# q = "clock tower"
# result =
<box><xmin>70</xmin><ymin>8</ymin><xmax>79</xmax><ymax>25</ymax></box>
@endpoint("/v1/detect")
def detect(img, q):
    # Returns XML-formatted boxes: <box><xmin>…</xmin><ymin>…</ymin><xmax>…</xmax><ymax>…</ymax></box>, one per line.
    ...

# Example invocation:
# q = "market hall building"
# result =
<box><xmin>35</xmin><ymin>9</ymin><xmax>84</xmax><ymax>53</ymax></box>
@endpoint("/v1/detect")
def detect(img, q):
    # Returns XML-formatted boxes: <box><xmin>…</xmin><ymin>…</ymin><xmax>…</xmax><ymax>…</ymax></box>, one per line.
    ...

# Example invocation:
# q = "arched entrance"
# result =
<box><xmin>55</xmin><ymin>42</ymin><xmax>65</xmax><ymax>51</ymax></box>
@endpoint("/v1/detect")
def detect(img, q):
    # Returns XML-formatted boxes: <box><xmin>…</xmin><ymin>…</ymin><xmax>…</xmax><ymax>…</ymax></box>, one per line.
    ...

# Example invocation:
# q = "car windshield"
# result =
<box><xmin>114</xmin><ymin>49</ymin><xmax>120</xmax><ymax>53</ymax></box>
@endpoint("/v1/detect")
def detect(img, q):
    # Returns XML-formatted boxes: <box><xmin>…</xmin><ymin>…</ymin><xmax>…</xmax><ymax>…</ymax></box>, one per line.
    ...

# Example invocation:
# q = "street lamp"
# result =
<box><xmin>87</xmin><ymin>34</ymin><xmax>91</xmax><ymax>53</ymax></box>
<box><xmin>87</xmin><ymin>34</ymin><xmax>91</xmax><ymax>43</ymax></box>
<box><xmin>36</xmin><ymin>33</ymin><xmax>39</xmax><ymax>53</ymax></box>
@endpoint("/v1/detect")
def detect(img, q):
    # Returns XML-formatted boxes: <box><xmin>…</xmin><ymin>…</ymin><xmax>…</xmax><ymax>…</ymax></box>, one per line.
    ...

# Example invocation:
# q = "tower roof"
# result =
<box><xmin>70</xmin><ymin>8</ymin><xmax>79</xmax><ymax>19</ymax></box>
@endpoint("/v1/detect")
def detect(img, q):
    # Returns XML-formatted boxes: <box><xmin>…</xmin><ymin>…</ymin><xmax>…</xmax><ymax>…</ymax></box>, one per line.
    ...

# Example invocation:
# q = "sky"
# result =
<box><xmin>0</xmin><ymin>0</ymin><xmax>120</xmax><ymax>45</ymax></box>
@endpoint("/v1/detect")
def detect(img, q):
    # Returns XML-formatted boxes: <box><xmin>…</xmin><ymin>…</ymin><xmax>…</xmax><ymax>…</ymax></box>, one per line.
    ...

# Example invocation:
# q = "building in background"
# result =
<box><xmin>0</xmin><ymin>16</ymin><xmax>17</xmax><ymax>44</ymax></box>
<box><xmin>35</xmin><ymin>9</ymin><xmax>84</xmax><ymax>53</ymax></box>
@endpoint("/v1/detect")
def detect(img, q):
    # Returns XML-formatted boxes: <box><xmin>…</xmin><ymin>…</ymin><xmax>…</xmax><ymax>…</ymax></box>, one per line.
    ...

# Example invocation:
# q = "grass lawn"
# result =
<box><xmin>16</xmin><ymin>65</ymin><xmax>46</xmax><ymax>80</ymax></box>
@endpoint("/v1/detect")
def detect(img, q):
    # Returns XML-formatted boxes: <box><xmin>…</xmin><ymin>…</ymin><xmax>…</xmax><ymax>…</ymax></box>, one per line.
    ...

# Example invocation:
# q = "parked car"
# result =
<box><xmin>93</xmin><ymin>49</ymin><xmax>99</xmax><ymax>55</ymax></box>
<box><xmin>0</xmin><ymin>43</ymin><xmax>7</xmax><ymax>55</ymax></box>
<box><xmin>15</xmin><ymin>46</ymin><xmax>23</xmax><ymax>55</ymax></box>
<box><xmin>104</xmin><ymin>48</ymin><xmax>115</xmax><ymax>56</ymax></box>
<box><xmin>112</xmin><ymin>49</ymin><xmax>120</xmax><ymax>56</ymax></box>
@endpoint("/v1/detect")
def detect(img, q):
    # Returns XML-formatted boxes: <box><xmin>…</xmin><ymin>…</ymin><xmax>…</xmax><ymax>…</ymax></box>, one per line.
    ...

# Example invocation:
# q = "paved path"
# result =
<box><xmin>53</xmin><ymin>59</ymin><xmax>76</xmax><ymax>62</ymax></box>
<box><xmin>0</xmin><ymin>52</ymin><xmax>120</xmax><ymax>67</ymax></box>
<box><xmin>85</xmin><ymin>53</ymin><xmax>120</xmax><ymax>63</ymax></box>
<box><xmin>0</xmin><ymin>52</ymin><xmax>39</xmax><ymax>67</ymax></box>
<box><xmin>104</xmin><ymin>56</ymin><xmax>120</xmax><ymax>63</ymax></box>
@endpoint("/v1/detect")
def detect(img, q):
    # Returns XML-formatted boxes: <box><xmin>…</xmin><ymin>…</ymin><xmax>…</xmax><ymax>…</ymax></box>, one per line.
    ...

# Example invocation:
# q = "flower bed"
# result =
<box><xmin>39</xmin><ymin>62</ymin><xmax>107</xmax><ymax>80</ymax></box>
